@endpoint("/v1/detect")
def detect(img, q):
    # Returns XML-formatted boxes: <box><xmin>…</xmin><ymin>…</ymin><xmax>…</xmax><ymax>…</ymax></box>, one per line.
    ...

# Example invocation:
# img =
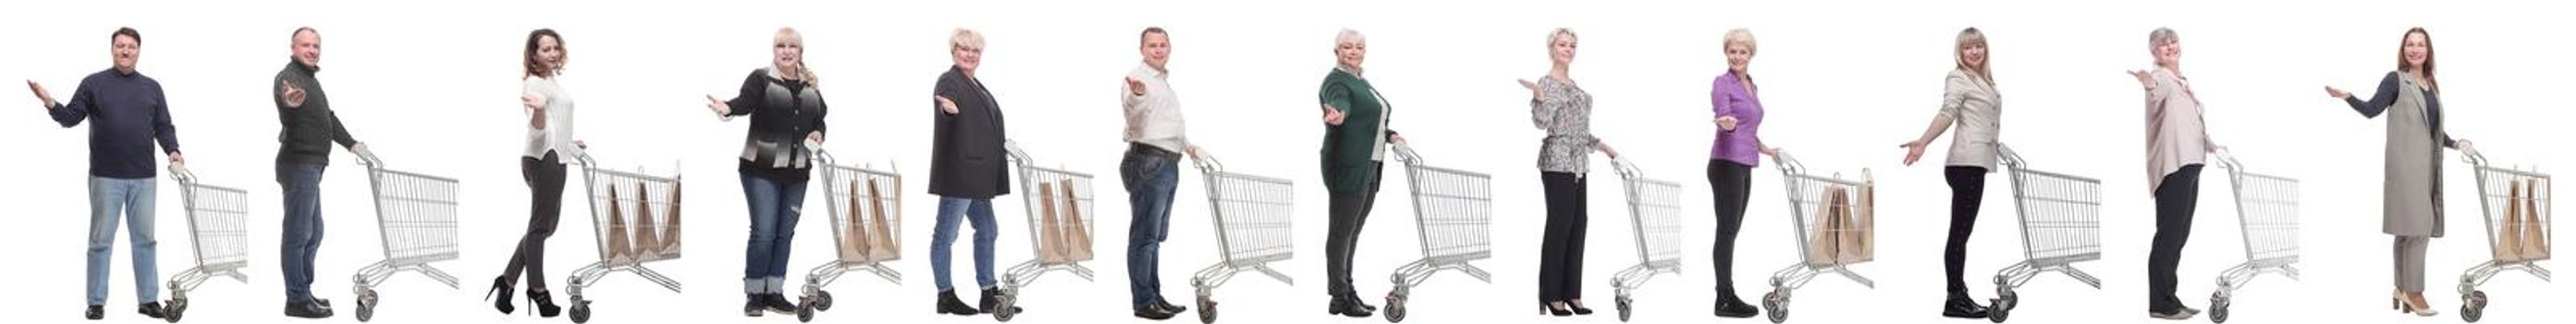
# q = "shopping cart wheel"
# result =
<box><xmin>1613</xmin><ymin>295</ymin><xmax>1633</xmax><ymax>322</ymax></box>
<box><xmin>1993</xmin><ymin>288</ymin><xmax>2019</xmax><ymax>310</ymax></box>
<box><xmin>1382</xmin><ymin>291</ymin><xmax>1408</xmax><ymax>323</ymax></box>
<box><xmin>162</xmin><ymin>298</ymin><xmax>185</xmax><ymax>323</ymax></box>
<box><xmin>991</xmin><ymin>291</ymin><xmax>1019</xmax><ymax>322</ymax></box>
<box><xmin>569</xmin><ymin>301</ymin><xmax>593</xmax><ymax>323</ymax></box>
<box><xmin>2460</xmin><ymin>291</ymin><xmax>2486</xmax><ymax>322</ymax></box>
<box><xmin>814</xmin><ymin>290</ymin><xmax>836</xmax><ymax>311</ymax></box>
<box><xmin>354</xmin><ymin>289</ymin><xmax>379</xmax><ymax>322</ymax></box>
<box><xmin>2207</xmin><ymin>293</ymin><xmax>2229</xmax><ymax>323</ymax></box>
<box><xmin>1196</xmin><ymin>293</ymin><xmax>1218</xmax><ymax>324</ymax></box>
<box><xmin>1763</xmin><ymin>292</ymin><xmax>1788</xmax><ymax>323</ymax></box>
<box><xmin>797</xmin><ymin>302</ymin><xmax>817</xmax><ymax>322</ymax></box>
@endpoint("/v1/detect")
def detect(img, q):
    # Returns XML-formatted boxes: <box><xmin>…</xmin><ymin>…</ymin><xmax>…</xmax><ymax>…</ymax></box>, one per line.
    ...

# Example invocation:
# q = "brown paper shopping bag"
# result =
<box><xmin>1807</xmin><ymin>186</ymin><xmax>1846</xmax><ymax>266</ymax></box>
<box><xmin>2498</xmin><ymin>181</ymin><xmax>2528</xmax><ymax>261</ymax></box>
<box><xmin>1037</xmin><ymin>182</ymin><xmax>1069</xmax><ymax>264</ymax></box>
<box><xmin>668</xmin><ymin>178</ymin><xmax>685</xmax><ymax>255</ymax></box>
<box><xmin>840</xmin><ymin>181</ymin><xmax>871</xmax><ymax>262</ymax></box>
<box><xmin>1060</xmin><ymin>179</ymin><xmax>1095</xmax><ymax>262</ymax></box>
<box><xmin>866</xmin><ymin>177</ymin><xmax>902</xmax><ymax>261</ymax></box>
<box><xmin>2521</xmin><ymin>180</ymin><xmax>2550</xmax><ymax>260</ymax></box>
<box><xmin>1839</xmin><ymin>174</ymin><xmax>1876</xmax><ymax>263</ymax></box>
<box><xmin>632</xmin><ymin>182</ymin><xmax>663</xmax><ymax>262</ymax></box>
<box><xmin>605</xmin><ymin>188</ymin><xmax>635</xmax><ymax>266</ymax></box>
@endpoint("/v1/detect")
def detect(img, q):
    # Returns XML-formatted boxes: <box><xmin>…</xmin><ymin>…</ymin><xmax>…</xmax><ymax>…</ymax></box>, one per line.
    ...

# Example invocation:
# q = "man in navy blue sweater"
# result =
<box><xmin>27</xmin><ymin>27</ymin><xmax>182</xmax><ymax>321</ymax></box>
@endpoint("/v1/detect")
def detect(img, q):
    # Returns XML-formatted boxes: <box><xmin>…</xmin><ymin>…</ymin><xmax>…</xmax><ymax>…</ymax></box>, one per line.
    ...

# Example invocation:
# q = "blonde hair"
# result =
<box><xmin>775</xmin><ymin>27</ymin><xmax>817</xmax><ymax>88</ymax></box>
<box><xmin>1546</xmin><ymin>28</ymin><xmax>1576</xmax><ymax>46</ymax></box>
<box><xmin>1723</xmin><ymin>28</ymin><xmax>1757</xmax><ymax>54</ymax></box>
<box><xmin>951</xmin><ymin>28</ymin><xmax>985</xmax><ymax>50</ymax></box>
<box><xmin>1956</xmin><ymin>28</ymin><xmax>1993</xmax><ymax>85</ymax></box>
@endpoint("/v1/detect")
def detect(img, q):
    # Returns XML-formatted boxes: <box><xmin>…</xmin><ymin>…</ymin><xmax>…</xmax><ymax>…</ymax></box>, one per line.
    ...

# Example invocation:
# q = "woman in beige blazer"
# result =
<box><xmin>2321</xmin><ymin>27</ymin><xmax>2473</xmax><ymax>318</ymax></box>
<box><xmin>1898</xmin><ymin>27</ymin><xmax>2002</xmax><ymax>320</ymax></box>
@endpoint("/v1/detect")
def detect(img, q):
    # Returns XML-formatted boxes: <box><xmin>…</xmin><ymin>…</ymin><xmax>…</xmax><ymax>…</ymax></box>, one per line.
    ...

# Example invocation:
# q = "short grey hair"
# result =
<box><xmin>1723</xmin><ymin>28</ymin><xmax>1757</xmax><ymax>54</ymax></box>
<box><xmin>1335</xmin><ymin>29</ymin><xmax>1366</xmax><ymax>48</ymax></box>
<box><xmin>2148</xmin><ymin>27</ymin><xmax>2178</xmax><ymax>50</ymax></box>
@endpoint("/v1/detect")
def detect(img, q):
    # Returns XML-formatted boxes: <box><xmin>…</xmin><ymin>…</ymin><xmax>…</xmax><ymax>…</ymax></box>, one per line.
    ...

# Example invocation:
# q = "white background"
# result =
<box><xmin>2</xmin><ymin>0</ymin><xmax>2566</xmax><ymax>323</ymax></box>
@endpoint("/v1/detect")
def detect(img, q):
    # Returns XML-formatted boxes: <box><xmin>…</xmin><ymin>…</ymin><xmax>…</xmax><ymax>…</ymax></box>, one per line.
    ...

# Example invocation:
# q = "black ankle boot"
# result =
<box><xmin>1942</xmin><ymin>293</ymin><xmax>1991</xmax><ymax>318</ymax></box>
<box><xmin>1713</xmin><ymin>293</ymin><xmax>1759</xmax><ymax>318</ymax></box>
<box><xmin>486</xmin><ymin>277</ymin><xmax>516</xmax><ymax>315</ymax></box>
<box><xmin>528</xmin><ymin>287</ymin><xmax>562</xmax><ymax>318</ymax></box>
<box><xmin>936</xmin><ymin>290</ymin><xmax>979</xmax><ymax>316</ymax></box>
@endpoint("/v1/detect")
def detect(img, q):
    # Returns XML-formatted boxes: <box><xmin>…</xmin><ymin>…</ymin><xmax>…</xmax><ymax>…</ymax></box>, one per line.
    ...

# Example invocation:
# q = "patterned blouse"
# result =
<box><xmin>1531</xmin><ymin>76</ymin><xmax>1599</xmax><ymax>173</ymax></box>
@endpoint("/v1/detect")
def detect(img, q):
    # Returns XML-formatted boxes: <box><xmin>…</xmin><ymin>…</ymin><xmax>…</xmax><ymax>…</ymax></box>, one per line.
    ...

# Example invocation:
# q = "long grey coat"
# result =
<box><xmin>2375</xmin><ymin>72</ymin><xmax>2447</xmax><ymax>237</ymax></box>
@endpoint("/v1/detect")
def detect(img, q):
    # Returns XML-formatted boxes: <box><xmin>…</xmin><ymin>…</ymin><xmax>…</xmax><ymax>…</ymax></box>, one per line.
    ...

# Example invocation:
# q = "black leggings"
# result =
<box><xmin>1537</xmin><ymin>171</ymin><xmax>1589</xmax><ymax>303</ymax></box>
<box><xmin>2149</xmin><ymin>164</ymin><xmax>2202</xmax><ymax>312</ymax></box>
<box><xmin>1943</xmin><ymin>166</ymin><xmax>1988</xmax><ymax>295</ymax></box>
<box><xmin>501</xmin><ymin>152</ymin><xmax>567</xmax><ymax>289</ymax></box>
<box><xmin>1708</xmin><ymin>160</ymin><xmax>1753</xmax><ymax>299</ymax></box>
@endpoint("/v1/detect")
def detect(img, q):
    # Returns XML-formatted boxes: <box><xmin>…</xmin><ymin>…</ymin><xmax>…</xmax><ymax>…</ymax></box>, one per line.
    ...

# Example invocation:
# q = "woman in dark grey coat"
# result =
<box><xmin>926</xmin><ymin>28</ymin><xmax>1018</xmax><ymax>317</ymax></box>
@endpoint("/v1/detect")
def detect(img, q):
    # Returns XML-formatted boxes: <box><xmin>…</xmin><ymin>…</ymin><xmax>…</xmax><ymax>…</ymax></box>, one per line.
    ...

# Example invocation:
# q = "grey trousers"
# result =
<box><xmin>2394</xmin><ymin>235</ymin><xmax>2430</xmax><ymax>293</ymax></box>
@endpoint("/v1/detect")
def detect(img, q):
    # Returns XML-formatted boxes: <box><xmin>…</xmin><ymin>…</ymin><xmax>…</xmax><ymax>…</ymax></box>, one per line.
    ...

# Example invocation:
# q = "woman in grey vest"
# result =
<box><xmin>2320</xmin><ymin>27</ymin><xmax>2472</xmax><ymax>318</ymax></box>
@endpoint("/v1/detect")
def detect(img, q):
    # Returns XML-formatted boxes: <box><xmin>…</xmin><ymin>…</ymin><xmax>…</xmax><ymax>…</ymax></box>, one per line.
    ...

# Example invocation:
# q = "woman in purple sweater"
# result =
<box><xmin>1708</xmin><ymin>28</ymin><xmax>1777</xmax><ymax>319</ymax></box>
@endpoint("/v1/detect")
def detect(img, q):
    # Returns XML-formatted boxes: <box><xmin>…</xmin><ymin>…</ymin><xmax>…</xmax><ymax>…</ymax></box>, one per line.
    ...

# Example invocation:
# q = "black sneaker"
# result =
<box><xmin>743</xmin><ymin>294</ymin><xmax>765</xmax><ymax>317</ymax></box>
<box><xmin>761</xmin><ymin>293</ymin><xmax>800</xmax><ymax>315</ymax></box>
<box><xmin>86</xmin><ymin>305</ymin><xmax>104</xmax><ymax>320</ymax></box>
<box><xmin>139</xmin><ymin>302</ymin><xmax>167</xmax><ymax>318</ymax></box>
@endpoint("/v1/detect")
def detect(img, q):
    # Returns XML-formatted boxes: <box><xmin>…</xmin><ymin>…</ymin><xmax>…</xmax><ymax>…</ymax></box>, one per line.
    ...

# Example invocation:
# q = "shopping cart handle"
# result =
<box><xmin>167</xmin><ymin>164</ymin><xmax>197</xmax><ymax>184</ymax></box>
<box><xmin>1770</xmin><ymin>149</ymin><xmax>1804</xmax><ymax>174</ymax></box>
<box><xmin>804</xmin><ymin>139</ymin><xmax>836</xmax><ymax>167</ymax></box>
<box><xmin>1391</xmin><ymin>142</ymin><xmax>1424</xmax><ymax>165</ymax></box>
<box><xmin>2213</xmin><ymin>152</ymin><xmax>2242</xmax><ymax>170</ymax></box>
<box><xmin>1610</xmin><ymin>156</ymin><xmax>1642</xmax><ymax>180</ymax></box>
<box><xmin>1191</xmin><ymin>148</ymin><xmax>1224</xmax><ymax>173</ymax></box>
<box><xmin>1003</xmin><ymin>139</ymin><xmax>1033</xmax><ymax>164</ymax></box>
<box><xmin>568</xmin><ymin>146</ymin><xmax>598</xmax><ymax>167</ymax></box>
<box><xmin>2459</xmin><ymin>149</ymin><xmax>2486</xmax><ymax>167</ymax></box>
<box><xmin>354</xmin><ymin>144</ymin><xmax>384</xmax><ymax>167</ymax></box>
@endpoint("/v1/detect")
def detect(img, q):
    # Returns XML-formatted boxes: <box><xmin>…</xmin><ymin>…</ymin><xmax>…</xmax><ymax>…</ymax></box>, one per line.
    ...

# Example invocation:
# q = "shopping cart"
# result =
<box><xmin>1606</xmin><ymin>157</ymin><xmax>1685</xmax><ymax>322</ymax></box>
<box><xmin>1760</xmin><ymin>150</ymin><xmax>1878</xmax><ymax>323</ymax></box>
<box><xmin>350</xmin><ymin>149</ymin><xmax>463</xmax><ymax>322</ymax></box>
<box><xmin>1380</xmin><ymin>142</ymin><xmax>1494</xmax><ymax>323</ymax></box>
<box><xmin>2204</xmin><ymin>154</ymin><xmax>2300</xmax><ymax>323</ymax></box>
<box><xmin>797</xmin><ymin>145</ymin><xmax>903</xmax><ymax>322</ymax></box>
<box><xmin>1185</xmin><ymin>149</ymin><xmax>1297</xmax><ymax>324</ymax></box>
<box><xmin>1984</xmin><ymin>143</ymin><xmax>2103</xmax><ymax>323</ymax></box>
<box><xmin>160</xmin><ymin>165</ymin><xmax>250</xmax><ymax>323</ymax></box>
<box><xmin>991</xmin><ymin>140</ymin><xmax>1098</xmax><ymax>322</ymax></box>
<box><xmin>2456</xmin><ymin>151</ymin><xmax>2551</xmax><ymax>322</ymax></box>
<box><xmin>562</xmin><ymin>150</ymin><xmax>685</xmax><ymax>323</ymax></box>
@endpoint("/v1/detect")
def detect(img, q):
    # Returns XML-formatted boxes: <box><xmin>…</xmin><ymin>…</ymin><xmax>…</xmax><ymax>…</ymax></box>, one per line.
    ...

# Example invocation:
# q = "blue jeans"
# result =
<box><xmin>88</xmin><ymin>176</ymin><xmax>160</xmax><ymax>306</ymax></box>
<box><xmin>740</xmin><ymin>171</ymin><xmax>808</xmax><ymax>294</ymax></box>
<box><xmin>1120</xmin><ymin>148</ymin><xmax>1181</xmax><ymax>307</ymax></box>
<box><xmin>276</xmin><ymin>163</ymin><xmax>326</xmax><ymax>304</ymax></box>
<box><xmin>930</xmin><ymin>196</ymin><xmax>1000</xmax><ymax>292</ymax></box>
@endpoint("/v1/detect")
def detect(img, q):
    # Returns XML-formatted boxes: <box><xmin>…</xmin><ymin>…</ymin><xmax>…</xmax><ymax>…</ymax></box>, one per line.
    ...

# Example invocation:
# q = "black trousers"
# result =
<box><xmin>1325</xmin><ymin>162</ymin><xmax>1385</xmax><ymax>297</ymax></box>
<box><xmin>501</xmin><ymin>152</ymin><xmax>567</xmax><ymax>289</ymax></box>
<box><xmin>1537</xmin><ymin>171</ymin><xmax>1589</xmax><ymax>303</ymax></box>
<box><xmin>2149</xmin><ymin>164</ymin><xmax>2202</xmax><ymax>312</ymax></box>
<box><xmin>1943</xmin><ymin>166</ymin><xmax>1988</xmax><ymax>295</ymax></box>
<box><xmin>1708</xmin><ymin>160</ymin><xmax>1753</xmax><ymax>298</ymax></box>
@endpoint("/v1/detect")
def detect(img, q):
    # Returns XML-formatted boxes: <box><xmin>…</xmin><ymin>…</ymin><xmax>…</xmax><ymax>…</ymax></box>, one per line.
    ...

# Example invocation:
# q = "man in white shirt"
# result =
<box><xmin>1120</xmin><ymin>26</ymin><xmax>1200</xmax><ymax>320</ymax></box>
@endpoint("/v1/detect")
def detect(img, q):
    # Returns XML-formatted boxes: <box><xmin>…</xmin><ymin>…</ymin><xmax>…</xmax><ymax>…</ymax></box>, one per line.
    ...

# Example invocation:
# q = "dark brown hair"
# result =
<box><xmin>111</xmin><ymin>27</ymin><xmax>141</xmax><ymax>44</ymax></box>
<box><xmin>524</xmin><ymin>29</ymin><xmax>565</xmax><ymax>78</ymax></box>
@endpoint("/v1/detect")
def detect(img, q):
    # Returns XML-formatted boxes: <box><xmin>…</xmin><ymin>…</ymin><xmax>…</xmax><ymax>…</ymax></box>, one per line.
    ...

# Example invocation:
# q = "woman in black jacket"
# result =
<box><xmin>926</xmin><ymin>28</ymin><xmax>1017</xmax><ymax>317</ymax></box>
<box><xmin>702</xmin><ymin>27</ymin><xmax>827</xmax><ymax>318</ymax></box>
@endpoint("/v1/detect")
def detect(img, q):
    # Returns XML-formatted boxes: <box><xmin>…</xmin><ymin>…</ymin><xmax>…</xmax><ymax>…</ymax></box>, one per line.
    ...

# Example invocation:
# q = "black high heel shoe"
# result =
<box><xmin>528</xmin><ymin>287</ymin><xmax>562</xmax><ymax>318</ymax></box>
<box><xmin>1541</xmin><ymin>302</ymin><xmax>1572</xmax><ymax>317</ymax></box>
<box><xmin>485</xmin><ymin>277</ymin><xmax>516</xmax><ymax>315</ymax></box>
<box><xmin>1566</xmin><ymin>300</ymin><xmax>1595</xmax><ymax>316</ymax></box>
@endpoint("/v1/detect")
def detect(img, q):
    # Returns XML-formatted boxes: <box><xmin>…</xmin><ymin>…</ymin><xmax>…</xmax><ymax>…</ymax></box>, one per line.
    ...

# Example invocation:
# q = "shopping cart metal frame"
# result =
<box><xmin>2455</xmin><ymin>151</ymin><xmax>2551</xmax><ymax>322</ymax></box>
<box><xmin>1985</xmin><ymin>143</ymin><xmax>2104</xmax><ymax>323</ymax></box>
<box><xmin>162</xmin><ymin>165</ymin><xmax>251</xmax><ymax>323</ymax></box>
<box><xmin>796</xmin><ymin>146</ymin><xmax>904</xmax><ymax>322</ymax></box>
<box><xmin>990</xmin><ymin>140</ymin><xmax>1099</xmax><ymax>322</ymax></box>
<box><xmin>1606</xmin><ymin>157</ymin><xmax>1685</xmax><ymax>322</ymax></box>
<box><xmin>1380</xmin><ymin>142</ymin><xmax>1494</xmax><ymax>323</ymax></box>
<box><xmin>1185</xmin><ymin>150</ymin><xmax>1297</xmax><ymax>324</ymax></box>
<box><xmin>562</xmin><ymin>150</ymin><xmax>685</xmax><ymax>323</ymax></box>
<box><xmin>2203</xmin><ymin>154</ymin><xmax>2301</xmax><ymax>323</ymax></box>
<box><xmin>1760</xmin><ymin>150</ymin><xmax>1878</xmax><ymax>323</ymax></box>
<box><xmin>349</xmin><ymin>149</ymin><xmax>464</xmax><ymax>322</ymax></box>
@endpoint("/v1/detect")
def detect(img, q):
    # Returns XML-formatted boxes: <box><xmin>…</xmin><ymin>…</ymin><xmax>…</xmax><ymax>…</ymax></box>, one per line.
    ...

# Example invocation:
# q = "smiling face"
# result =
<box><xmin>111</xmin><ymin>34</ymin><xmax>140</xmax><ymax>72</ymax></box>
<box><xmin>291</xmin><ymin>29</ymin><xmax>322</xmax><ymax>68</ymax></box>
<box><xmin>772</xmin><ymin>31</ymin><xmax>803</xmax><ymax>73</ymax></box>
<box><xmin>1959</xmin><ymin>42</ymin><xmax>1986</xmax><ymax>70</ymax></box>
<box><xmin>1548</xmin><ymin>32</ymin><xmax>1576</xmax><ymax>67</ymax></box>
<box><xmin>1335</xmin><ymin>36</ymin><xmax>1366</xmax><ymax>70</ymax></box>
<box><xmin>2400</xmin><ymin>31</ymin><xmax>2429</xmax><ymax>70</ymax></box>
<box><xmin>1141</xmin><ymin>31</ymin><xmax>1171</xmax><ymax>70</ymax></box>
<box><xmin>1723</xmin><ymin>44</ymin><xmax>1753</xmax><ymax>73</ymax></box>
<box><xmin>2152</xmin><ymin>39</ymin><xmax>2181</xmax><ymax>69</ymax></box>
<box><xmin>952</xmin><ymin>43</ymin><xmax>983</xmax><ymax>71</ymax></box>
<box><xmin>534</xmin><ymin>35</ymin><xmax>563</xmax><ymax>74</ymax></box>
